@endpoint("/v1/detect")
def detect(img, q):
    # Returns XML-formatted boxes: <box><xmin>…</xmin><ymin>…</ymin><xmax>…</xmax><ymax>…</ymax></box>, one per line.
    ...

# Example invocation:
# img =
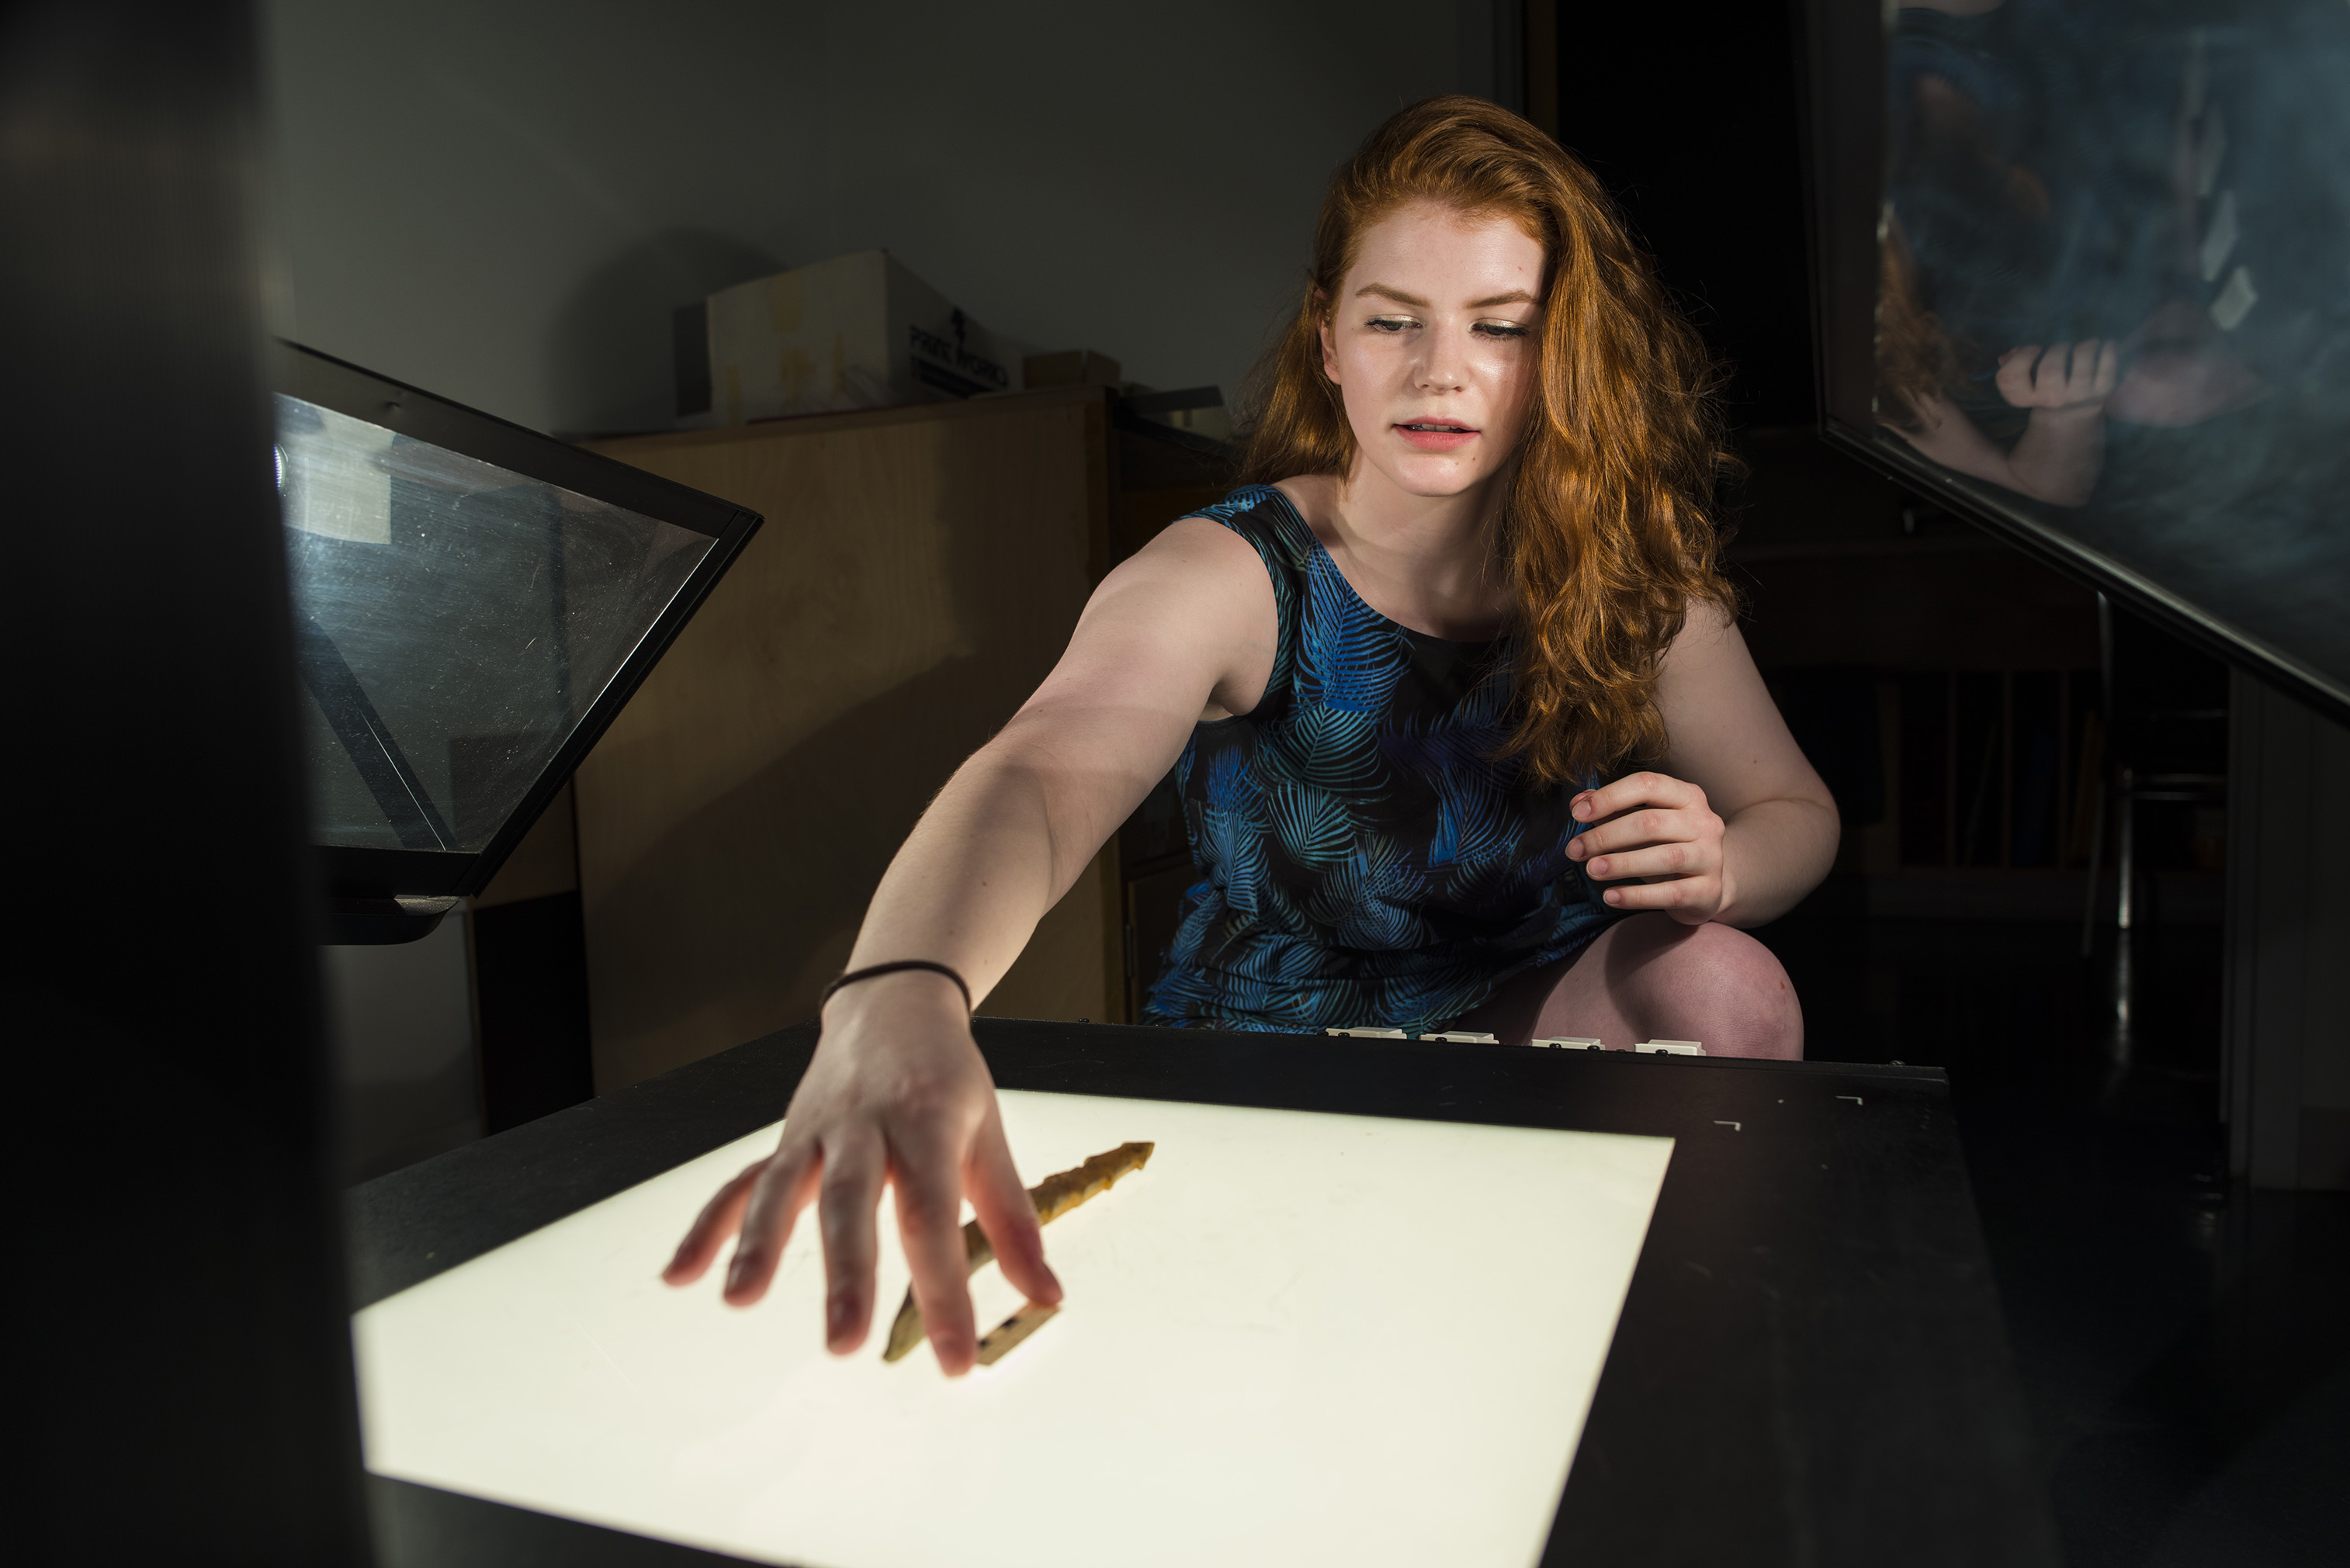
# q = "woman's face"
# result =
<box><xmin>1321</xmin><ymin>200</ymin><xmax>1546</xmax><ymax>500</ymax></box>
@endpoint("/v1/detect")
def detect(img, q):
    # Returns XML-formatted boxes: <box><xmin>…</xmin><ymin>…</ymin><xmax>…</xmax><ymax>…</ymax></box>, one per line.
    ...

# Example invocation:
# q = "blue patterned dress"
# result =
<box><xmin>1139</xmin><ymin>486</ymin><xmax>1621</xmax><ymax>1034</ymax></box>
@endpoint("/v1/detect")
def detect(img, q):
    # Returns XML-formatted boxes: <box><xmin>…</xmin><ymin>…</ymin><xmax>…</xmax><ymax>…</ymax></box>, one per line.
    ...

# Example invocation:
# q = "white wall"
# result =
<box><xmin>265</xmin><ymin>0</ymin><xmax>1475</xmax><ymax>437</ymax></box>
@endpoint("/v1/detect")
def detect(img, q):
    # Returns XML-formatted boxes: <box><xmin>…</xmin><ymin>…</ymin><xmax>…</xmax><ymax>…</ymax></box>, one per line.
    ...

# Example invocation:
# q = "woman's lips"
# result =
<box><xmin>1393</xmin><ymin>421</ymin><xmax>1478</xmax><ymax>452</ymax></box>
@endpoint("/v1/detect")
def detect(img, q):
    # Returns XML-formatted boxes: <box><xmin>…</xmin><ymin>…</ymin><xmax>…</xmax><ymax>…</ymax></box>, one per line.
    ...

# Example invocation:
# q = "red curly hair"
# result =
<box><xmin>1240</xmin><ymin>95</ymin><xmax>1735</xmax><ymax>785</ymax></box>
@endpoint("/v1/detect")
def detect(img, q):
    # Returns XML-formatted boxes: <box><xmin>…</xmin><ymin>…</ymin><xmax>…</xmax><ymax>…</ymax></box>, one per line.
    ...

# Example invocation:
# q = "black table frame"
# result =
<box><xmin>350</xmin><ymin>1018</ymin><xmax>2059</xmax><ymax>1567</ymax></box>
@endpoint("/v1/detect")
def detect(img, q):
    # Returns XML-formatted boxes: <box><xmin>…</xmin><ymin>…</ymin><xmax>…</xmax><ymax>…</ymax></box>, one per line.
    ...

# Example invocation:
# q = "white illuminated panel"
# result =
<box><xmin>355</xmin><ymin>1089</ymin><xmax>1672</xmax><ymax>1568</ymax></box>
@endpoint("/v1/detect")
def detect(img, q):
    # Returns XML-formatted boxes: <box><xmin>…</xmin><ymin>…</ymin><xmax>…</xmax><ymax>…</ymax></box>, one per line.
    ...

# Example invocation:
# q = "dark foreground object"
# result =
<box><xmin>14</xmin><ymin>2</ymin><xmax>369</xmax><ymax>1560</ymax></box>
<box><xmin>351</xmin><ymin>1019</ymin><xmax>2058</xmax><ymax>1567</ymax></box>
<box><xmin>1759</xmin><ymin>912</ymin><xmax>2350</xmax><ymax>1566</ymax></box>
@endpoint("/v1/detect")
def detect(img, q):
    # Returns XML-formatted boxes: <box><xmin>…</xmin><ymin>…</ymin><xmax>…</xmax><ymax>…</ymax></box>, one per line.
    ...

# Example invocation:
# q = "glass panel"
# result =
<box><xmin>1873</xmin><ymin>2</ymin><xmax>2350</xmax><ymax>687</ymax></box>
<box><xmin>277</xmin><ymin>394</ymin><xmax>713</xmax><ymax>852</ymax></box>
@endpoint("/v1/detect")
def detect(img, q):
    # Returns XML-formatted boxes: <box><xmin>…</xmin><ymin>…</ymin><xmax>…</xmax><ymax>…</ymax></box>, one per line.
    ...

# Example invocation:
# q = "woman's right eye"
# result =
<box><xmin>1367</xmin><ymin>316</ymin><xmax>1415</xmax><ymax>334</ymax></box>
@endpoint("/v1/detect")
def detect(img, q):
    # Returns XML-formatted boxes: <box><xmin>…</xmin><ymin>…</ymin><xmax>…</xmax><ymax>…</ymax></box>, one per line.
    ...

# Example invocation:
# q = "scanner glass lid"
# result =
<box><xmin>277</xmin><ymin>393</ymin><xmax>714</xmax><ymax>854</ymax></box>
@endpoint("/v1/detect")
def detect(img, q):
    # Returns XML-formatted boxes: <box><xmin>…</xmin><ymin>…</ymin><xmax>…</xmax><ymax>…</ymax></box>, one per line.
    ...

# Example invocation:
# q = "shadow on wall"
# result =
<box><xmin>543</xmin><ymin>227</ymin><xmax>781</xmax><ymax>437</ymax></box>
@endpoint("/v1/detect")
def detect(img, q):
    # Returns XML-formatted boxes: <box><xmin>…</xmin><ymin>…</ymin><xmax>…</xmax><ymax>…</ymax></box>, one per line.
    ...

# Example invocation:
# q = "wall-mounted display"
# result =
<box><xmin>1805</xmin><ymin>0</ymin><xmax>2350</xmax><ymax>723</ymax></box>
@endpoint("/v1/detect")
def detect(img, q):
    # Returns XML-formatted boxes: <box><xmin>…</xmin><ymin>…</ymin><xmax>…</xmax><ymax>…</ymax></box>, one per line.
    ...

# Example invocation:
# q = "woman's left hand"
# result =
<box><xmin>1565</xmin><ymin>771</ymin><xmax>1732</xmax><ymax>925</ymax></box>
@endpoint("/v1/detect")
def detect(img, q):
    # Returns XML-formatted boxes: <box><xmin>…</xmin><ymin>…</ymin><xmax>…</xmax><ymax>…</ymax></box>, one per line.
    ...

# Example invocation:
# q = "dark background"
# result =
<box><xmin>1552</xmin><ymin>3</ymin><xmax>1818</xmax><ymax>431</ymax></box>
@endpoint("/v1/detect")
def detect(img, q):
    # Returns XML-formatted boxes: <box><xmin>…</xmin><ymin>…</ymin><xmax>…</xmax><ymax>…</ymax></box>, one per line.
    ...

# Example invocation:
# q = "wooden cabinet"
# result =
<box><xmin>577</xmin><ymin>388</ymin><xmax>1229</xmax><ymax>1092</ymax></box>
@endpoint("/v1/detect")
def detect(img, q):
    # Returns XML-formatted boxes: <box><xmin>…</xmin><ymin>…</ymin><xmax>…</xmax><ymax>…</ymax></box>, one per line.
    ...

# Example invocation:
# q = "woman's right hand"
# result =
<box><xmin>660</xmin><ymin>969</ymin><xmax>1061</xmax><ymax>1376</ymax></box>
<box><xmin>654</xmin><ymin>511</ymin><xmax>1266</xmax><ymax>1370</ymax></box>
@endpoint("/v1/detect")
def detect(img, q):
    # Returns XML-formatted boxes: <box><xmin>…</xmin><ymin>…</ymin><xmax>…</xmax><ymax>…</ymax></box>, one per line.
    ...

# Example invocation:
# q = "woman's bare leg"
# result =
<box><xmin>1453</xmin><ymin>914</ymin><xmax>1804</xmax><ymax>1059</ymax></box>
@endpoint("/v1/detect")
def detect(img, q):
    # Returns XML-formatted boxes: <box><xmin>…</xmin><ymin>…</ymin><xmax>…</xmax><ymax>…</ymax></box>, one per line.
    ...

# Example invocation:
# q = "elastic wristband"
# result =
<box><xmin>820</xmin><ymin>960</ymin><xmax>973</xmax><ymax>1013</ymax></box>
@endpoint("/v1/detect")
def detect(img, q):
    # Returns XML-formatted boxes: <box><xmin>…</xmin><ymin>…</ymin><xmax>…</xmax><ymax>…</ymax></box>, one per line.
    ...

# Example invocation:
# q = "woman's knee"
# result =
<box><xmin>1607</xmin><ymin>918</ymin><xmax>1804</xmax><ymax>1060</ymax></box>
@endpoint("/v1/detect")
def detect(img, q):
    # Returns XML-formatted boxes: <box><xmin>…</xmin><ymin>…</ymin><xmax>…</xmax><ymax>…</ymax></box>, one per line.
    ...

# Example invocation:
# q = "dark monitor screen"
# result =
<box><xmin>274</xmin><ymin>344</ymin><xmax>761</xmax><ymax>912</ymax></box>
<box><xmin>1804</xmin><ymin>0</ymin><xmax>2350</xmax><ymax>725</ymax></box>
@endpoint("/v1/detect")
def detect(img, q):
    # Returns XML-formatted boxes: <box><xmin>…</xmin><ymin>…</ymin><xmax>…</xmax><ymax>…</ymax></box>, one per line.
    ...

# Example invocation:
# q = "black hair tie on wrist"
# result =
<box><xmin>820</xmin><ymin>960</ymin><xmax>973</xmax><ymax>1014</ymax></box>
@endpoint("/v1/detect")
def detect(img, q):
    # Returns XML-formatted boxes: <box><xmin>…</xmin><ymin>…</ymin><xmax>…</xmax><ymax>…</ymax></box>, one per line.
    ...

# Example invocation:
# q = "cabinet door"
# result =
<box><xmin>579</xmin><ymin>393</ymin><xmax>1116</xmax><ymax>1090</ymax></box>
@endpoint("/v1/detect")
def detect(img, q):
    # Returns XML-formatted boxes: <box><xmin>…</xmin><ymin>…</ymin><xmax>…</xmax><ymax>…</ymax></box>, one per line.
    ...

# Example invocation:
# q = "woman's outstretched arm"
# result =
<box><xmin>662</xmin><ymin>518</ymin><xmax>1274</xmax><ymax>1376</ymax></box>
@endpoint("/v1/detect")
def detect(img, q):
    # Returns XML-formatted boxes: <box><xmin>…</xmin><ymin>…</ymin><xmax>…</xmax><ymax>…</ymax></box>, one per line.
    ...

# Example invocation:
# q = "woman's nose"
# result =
<box><xmin>1416</xmin><ymin>327</ymin><xmax>1467</xmax><ymax>391</ymax></box>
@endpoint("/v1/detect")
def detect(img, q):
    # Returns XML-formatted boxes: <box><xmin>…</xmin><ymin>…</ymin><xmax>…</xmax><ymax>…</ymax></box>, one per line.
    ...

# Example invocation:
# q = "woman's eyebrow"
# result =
<box><xmin>1353</xmin><ymin>284</ymin><xmax>1540</xmax><ymax>310</ymax></box>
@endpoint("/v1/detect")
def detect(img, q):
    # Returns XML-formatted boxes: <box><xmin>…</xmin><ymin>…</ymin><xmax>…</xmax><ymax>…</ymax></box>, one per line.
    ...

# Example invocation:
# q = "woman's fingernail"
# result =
<box><xmin>1603</xmin><ymin>889</ymin><xmax>1622</xmax><ymax>905</ymax></box>
<box><xmin>1589</xmin><ymin>858</ymin><xmax>1608</xmax><ymax>876</ymax></box>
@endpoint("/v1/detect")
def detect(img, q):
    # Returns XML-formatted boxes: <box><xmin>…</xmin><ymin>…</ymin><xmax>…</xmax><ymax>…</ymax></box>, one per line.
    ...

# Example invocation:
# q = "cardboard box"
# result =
<box><xmin>1023</xmin><ymin>349</ymin><xmax>1121</xmax><ymax>389</ymax></box>
<box><xmin>701</xmin><ymin>251</ymin><xmax>1022</xmax><ymax>426</ymax></box>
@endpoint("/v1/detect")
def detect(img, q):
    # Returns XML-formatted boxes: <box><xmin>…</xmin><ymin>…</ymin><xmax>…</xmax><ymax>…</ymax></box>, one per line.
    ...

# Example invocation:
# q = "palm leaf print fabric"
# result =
<box><xmin>1141</xmin><ymin>487</ymin><xmax>1620</xmax><ymax>1034</ymax></box>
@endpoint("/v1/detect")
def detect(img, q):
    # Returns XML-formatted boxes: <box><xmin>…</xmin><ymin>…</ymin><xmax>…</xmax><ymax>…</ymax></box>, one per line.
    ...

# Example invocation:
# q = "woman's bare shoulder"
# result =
<box><xmin>1120</xmin><ymin>512</ymin><xmax>1271</xmax><ymax>596</ymax></box>
<box><xmin>1056</xmin><ymin>511</ymin><xmax>1281</xmax><ymax>718</ymax></box>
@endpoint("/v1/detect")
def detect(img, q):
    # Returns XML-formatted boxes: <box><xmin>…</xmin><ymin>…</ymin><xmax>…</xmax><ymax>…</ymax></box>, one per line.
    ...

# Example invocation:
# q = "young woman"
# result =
<box><xmin>665</xmin><ymin>98</ymin><xmax>1837</xmax><ymax>1372</ymax></box>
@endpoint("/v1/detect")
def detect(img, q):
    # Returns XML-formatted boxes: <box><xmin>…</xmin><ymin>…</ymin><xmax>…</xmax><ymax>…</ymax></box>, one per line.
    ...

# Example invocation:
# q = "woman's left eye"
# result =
<box><xmin>1474</xmin><ymin>321</ymin><xmax>1530</xmax><ymax>340</ymax></box>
